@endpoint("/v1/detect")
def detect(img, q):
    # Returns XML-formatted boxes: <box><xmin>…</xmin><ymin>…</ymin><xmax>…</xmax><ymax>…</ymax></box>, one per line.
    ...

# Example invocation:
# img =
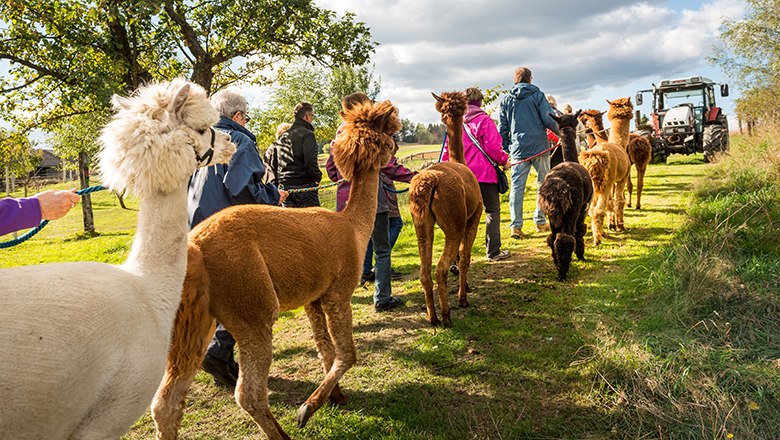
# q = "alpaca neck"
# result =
<box><xmin>608</xmin><ymin>117</ymin><xmax>631</xmax><ymax>148</ymax></box>
<box><xmin>560</xmin><ymin>129</ymin><xmax>579</xmax><ymax>163</ymax></box>
<box><xmin>447</xmin><ymin>120</ymin><xmax>466</xmax><ymax>164</ymax></box>
<box><xmin>124</xmin><ymin>184</ymin><xmax>189</xmax><ymax>286</ymax></box>
<box><xmin>342</xmin><ymin>167</ymin><xmax>381</xmax><ymax>243</ymax></box>
<box><xmin>591</xmin><ymin>118</ymin><xmax>609</xmax><ymax>143</ymax></box>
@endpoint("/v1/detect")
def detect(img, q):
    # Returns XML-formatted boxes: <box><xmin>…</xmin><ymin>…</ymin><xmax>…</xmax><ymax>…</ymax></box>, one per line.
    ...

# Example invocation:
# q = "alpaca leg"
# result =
<box><xmin>547</xmin><ymin>228</ymin><xmax>558</xmax><ymax>266</ymax></box>
<box><xmin>626</xmin><ymin>166</ymin><xmax>634</xmax><ymax>207</ymax></box>
<box><xmin>589</xmin><ymin>194</ymin><xmax>606</xmax><ymax>245</ymax></box>
<box><xmin>298</xmin><ymin>299</ymin><xmax>356</xmax><ymax>428</ymax></box>
<box><xmin>436</xmin><ymin>233</ymin><xmax>463</xmax><ymax>328</ymax></box>
<box><xmin>304</xmin><ymin>300</ymin><xmax>346</xmax><ymax>404</ymax></box>
<box><xmin>615</xmin><ymin>180</ymin><xmax>627</xmax><ymax>231</ymax></box>
<box><xmin>414</xmin><ymin>216</ymin><xmax>439</xmax><ymax>326</ymax></box>
<box><xmin>456</xmin><ymin>212</ymin><xmax>481</xmax><ymax>308</ymax></box>
<box><xmin>554</xmin><ymin>233</ymin><xmax>576</xmax><ymax>281</ymax></box>
<box><xmin>153</xmin><ymin>243</ymin><xmax>217</xmax><ymax>440</ymax></box>
<box><xmin>232</xmin><ymin>319</ymin><xmax>290</xmax><ymax>440</ymax></box>
<box><xmin>635</xmin><ymin>165</ymin><xmax>646</xmax><ymax>210</ymax></box>
<box><xmin>575</xmin><ymin>204</ymin><xmax>589</xmax><ymax>260</ymax></box>
<box><xmin>606</xmin><ymin>186</ymin><xmax>617</xmax><ymax>231</ymax></box>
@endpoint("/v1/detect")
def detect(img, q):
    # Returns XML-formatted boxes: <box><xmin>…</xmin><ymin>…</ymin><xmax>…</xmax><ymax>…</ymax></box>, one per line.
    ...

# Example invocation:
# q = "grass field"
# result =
<box><xmin>1</xmin><ymin>138</ymin><xmax>777</xmax><ymax>439</ymax></box>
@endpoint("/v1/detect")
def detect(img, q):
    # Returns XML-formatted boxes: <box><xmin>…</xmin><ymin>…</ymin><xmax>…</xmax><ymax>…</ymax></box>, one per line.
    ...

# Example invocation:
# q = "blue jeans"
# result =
<box><xmin>371</xmin><ymin>212</ymin><xmax>392</xmax><ymax>306</ymax></box>
<box><xmin>509</xmin><ymin>153</ymin><xmax>550</xmax><ymax>230</ymax></box>
<box><xmin>363</xmin><ymin>216</ymin><xmax>403</xmax><ymax>275</ymax></box>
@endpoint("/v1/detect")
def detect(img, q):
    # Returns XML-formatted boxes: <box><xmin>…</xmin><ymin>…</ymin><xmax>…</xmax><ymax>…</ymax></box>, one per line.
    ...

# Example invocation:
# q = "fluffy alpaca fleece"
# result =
<box><xmin>409</xmin><ymin>92</ymin><xmax>482</xmax><ymax>327</ymax></box>
<box><xmin>538</xmin><ymin>111</ymin><xmax>594</xmax><ymax>280</ymax></box>
<box><xmin>578</xmin><ymin>104</ymin><xmax>631</xmax><ymax>245</ymax></box>
<box><xmin>151</xmin><ymin>100</ymin><xmax>401</xmax><ymax>440</ymax></box>
<box><xmin>0</xmin><ymin>80</ymin><xmax>235</xmax><ymax>439</ymax></box>
<box><xmin>606</xmin><ymin>97</ymin><xmax>634</xmax><ymax>148</ymax></box>
<box><xmin>408</xmin><ymin>91</ymin><xmax>483</xmax><ymax>328</ymax></box>
<box><xmin>626</xmin><ymin>132</ymin><xmax>652</xmax><ymax>209</ymax></box>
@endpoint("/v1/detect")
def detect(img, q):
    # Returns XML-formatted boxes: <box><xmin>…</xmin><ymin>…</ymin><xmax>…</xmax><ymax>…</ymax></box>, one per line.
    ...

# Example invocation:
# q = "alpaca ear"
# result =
<box><xmin>111</xmin><ymin>94</ymin><xmax>132</xmax><ymax>111</ymax></box>
<box><xmin>551</xmin><ymin>112</ymin><xmax>561</xmax><ymax>124</ymax></box>
<box><xmin>599</xmin><ymin>111</ymin><xmax>606</xmax><ymax>117</ymax></box>
<box><xmin>431</xmin><ymin>92</ymin><xmax>444</xmax><ymax>103</ymax></box>
<box><xmin>172</xmin><ymin>83</ymin><xmax>191</xmax><ymax>117</ymax></box>
<box><xmin>574</xmin><ymin>109</ymin><xmax>582</xmax><ymax>119</ymax></box>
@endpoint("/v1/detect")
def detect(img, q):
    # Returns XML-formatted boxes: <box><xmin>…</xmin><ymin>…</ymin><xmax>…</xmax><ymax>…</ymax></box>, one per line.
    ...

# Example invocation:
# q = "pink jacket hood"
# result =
<box><xmin>443</xmin><ymin>104</ymin><xmax>509</xmax><ymax>184</ymax></box>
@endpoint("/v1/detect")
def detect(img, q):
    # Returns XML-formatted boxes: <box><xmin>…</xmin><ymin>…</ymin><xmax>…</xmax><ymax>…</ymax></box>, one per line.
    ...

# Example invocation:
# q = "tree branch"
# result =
<box><xmin>162</xmin><ymin>1</ymin><xmax>209</xmax><ymax>62</ymax></box>
<box><xmin>0</xmin><ymin>75</ymin><xmax>43</xmax><ymax>93</ymax></box>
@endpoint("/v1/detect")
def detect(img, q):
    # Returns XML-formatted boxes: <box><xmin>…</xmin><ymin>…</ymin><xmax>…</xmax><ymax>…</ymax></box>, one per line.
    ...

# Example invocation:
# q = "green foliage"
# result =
<box><xmin>249</xmin><ymin>62</ymin><xmax>380</xmax><ymax>152</ymax></box>
<box><xmin>0</xmin><ymin>128</ymin><xmax>40</xmax><ymax>185</ymax></box>
<box><xmin>711</xmin><ymin>0</ymin><xmax>780</xmax><ymax>124</ymax></box>
<box><xmin>0</xmin><ymin>0</ymin><xmax>376</xmax><ymax>132</ymax></box>
<box><xmin>46</xmin><ymin>112</ymin><xmax>108</xmax><ymax>171</ymax></box>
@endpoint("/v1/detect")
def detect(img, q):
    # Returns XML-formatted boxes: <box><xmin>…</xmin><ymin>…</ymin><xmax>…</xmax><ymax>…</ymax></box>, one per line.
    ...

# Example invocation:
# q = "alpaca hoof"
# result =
<box><xmin>576</xmin><ymin>254</ymin><xmax>585</xmax><ymax>261</ymax></box>
<box><xmin>429</xmin><ymin>316</ymin><xmax>440</xmax><ymax>327</ymax></box>
<box><xmin>328</xmin><ymin>384</ymin><xmax>348</xmax><ymax>405</ymax></box>
<box><xmin>297</xmin><ymin>403</ymin><xmax>315</xmax><ymax>428</ymax></box>
<box><xmin>557</xmin><ymin>274</ymin><xmax>566</xmax><ymax>281</ymax></box>
<box><xmin>459</xmin><ymin>298</ymin><xmax>469</xmax><ymax>308</ymax></box>
<box><xmin>636</xmin><ymin>205</ymin><xmax>641</xmax><ymax>210</ymax></box>
<box><xmin>465</xmin><ymin>283</ymin><xmax>473</xmax><ymax>293</ymax></box>
<box><xmin>442</xmin><ymin>316</ymin><xmax>452</xmax><ymax>328</ymax></box>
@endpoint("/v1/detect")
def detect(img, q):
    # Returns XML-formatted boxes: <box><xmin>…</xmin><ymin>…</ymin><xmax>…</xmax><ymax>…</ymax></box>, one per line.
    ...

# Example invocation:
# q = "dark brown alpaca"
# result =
<box><xmin>408</xmin><ymin>91</ymin><xmax>483</xmax><ymax>327</ymax></box>
<box><xmin>151</xmin><ymin>100</ymin><xmax>401</xmax><ymax>440</ymax></box>
<box><xmin>626</xmin><ymin>132</ymin><xmax>652</xmax><ymax>209</ymax></box>
<box><xmin>538</xmin><ymin>111</ymin><xmax>594</xmax><ymax>280</ymax></box>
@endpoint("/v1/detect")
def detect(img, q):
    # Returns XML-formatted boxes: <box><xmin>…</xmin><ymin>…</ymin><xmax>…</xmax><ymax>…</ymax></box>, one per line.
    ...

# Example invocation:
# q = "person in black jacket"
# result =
<box><xmin>276</xmin><ymin>102</ymin><xmax>323</xmax><ymax>207</ymax></box>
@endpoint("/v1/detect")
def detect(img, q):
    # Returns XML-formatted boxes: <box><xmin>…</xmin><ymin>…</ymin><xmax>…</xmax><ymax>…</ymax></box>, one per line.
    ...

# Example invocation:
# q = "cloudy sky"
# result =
<box><xmin>316</xmin><ymin>0</ymin><xmax>746</xmax><ymax>126</ymax></box>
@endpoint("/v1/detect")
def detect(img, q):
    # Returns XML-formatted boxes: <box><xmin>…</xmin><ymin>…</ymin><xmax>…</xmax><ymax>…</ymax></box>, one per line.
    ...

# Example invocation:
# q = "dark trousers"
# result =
<box><xmin>371</xmin><ymin>212</ymin><xmax>392</xmax><ymax>306</ymax></box>
<box><xmin>363</xmin><ymin>216</ymin><xmax>403</xmax><ymax>275</ymax></box>
<box><xmin>479</xmin><ymin>182</ymin><xmax>502</xmax><ymax>258</ymax></box>
<box><xmin>206</xmin><ymin>323</ymin><xmax>234</xmax><ymax>362</ymax></box>
<box><xmin>284</xmin><ymin>190</ymin><xmax>320</xmax><ymax>207</ymax></box>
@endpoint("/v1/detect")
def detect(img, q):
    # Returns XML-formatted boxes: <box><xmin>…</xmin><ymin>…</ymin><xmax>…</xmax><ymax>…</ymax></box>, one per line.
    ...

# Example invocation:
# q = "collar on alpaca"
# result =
<box><xmin>194</xmin><ymin>127</ymin><xmax>216</xmax><ymax>166</ymax></box>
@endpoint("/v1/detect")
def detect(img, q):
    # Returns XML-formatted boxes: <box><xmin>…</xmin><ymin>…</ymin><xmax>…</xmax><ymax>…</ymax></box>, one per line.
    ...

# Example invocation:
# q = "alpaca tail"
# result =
<box><xmin>408</xmin><ymin>172</ymin><xmax>438</xmax><ymax>221</ymax></box>
<box><xmin>165</xmin><ymin>242</ymin><xmax>215</xmax><ymax>382</ymax></box>
<box><xmin>627</xmin><ymin>133</ymin><xmax>652</xmax><ymax>166</ymax></box>
<box><xmin>579</xmin><ymin>149</ymin><xmax>611</xmax><ymax>193</ymax></box>
<box><xmin>538</xmin><ymin>174</ymin><xmax>572</xmax><ymax>227</ymax></box>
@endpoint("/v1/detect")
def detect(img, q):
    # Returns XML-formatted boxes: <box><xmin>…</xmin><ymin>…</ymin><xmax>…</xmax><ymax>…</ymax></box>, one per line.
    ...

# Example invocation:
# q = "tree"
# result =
<box><xmin>250</xmin><ymin>61</ymin><xmax>380</xmax><ymax>152</ymax></box>
<box><xmin>711</xmin><ymin>0</ymin><xmax>780</xmax><ymax>127</ymax></box>
<box><xmin>0</xmin><ymin>128</ymin><xmax>41</xmax><ymax>196</ymax></box>
<box><xmin>1</xmin><ymin>1</ymin><xmax>376</xmax><ymax>130</ymax></box>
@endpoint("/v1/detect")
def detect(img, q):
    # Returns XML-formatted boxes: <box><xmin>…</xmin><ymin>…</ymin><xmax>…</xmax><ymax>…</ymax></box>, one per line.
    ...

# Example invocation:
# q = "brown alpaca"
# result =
<box><xmin>538</xmin><ymin>111</ymin><xmax>593</xmax><ymax>280</ymax></box>
<box><xmin>578</xmin><ymin>103</ymin><xmax>631</xmax><ymax>245</ymax></box>
<box><xmin>151</xmin><ymin>100</ymin><xmax>401</xmax><ymax>440</ymax></box>
<box><xmin>626</xmin><ymin>132</ymin><xmax>652</xmax><ymax>209</ymax></box>
<box><xmin>408</xmin><ymin>91</ymin><xmax>483</xmax><ymax>327</ymax></box>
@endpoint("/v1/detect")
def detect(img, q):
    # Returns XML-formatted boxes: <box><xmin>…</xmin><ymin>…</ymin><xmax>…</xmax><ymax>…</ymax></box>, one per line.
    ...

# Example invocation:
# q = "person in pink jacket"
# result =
<box><xmin>442</xmin><ymin>87</ymin><xmax>511</xmax><ymax>261</ymax></box>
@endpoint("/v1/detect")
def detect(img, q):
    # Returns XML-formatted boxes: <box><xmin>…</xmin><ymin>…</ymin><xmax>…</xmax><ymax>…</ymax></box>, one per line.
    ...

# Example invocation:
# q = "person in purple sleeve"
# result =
<box><xmin>0</xmin><ymin>189</ymin><xmax>81</xmax><ymax>236</ymax></box>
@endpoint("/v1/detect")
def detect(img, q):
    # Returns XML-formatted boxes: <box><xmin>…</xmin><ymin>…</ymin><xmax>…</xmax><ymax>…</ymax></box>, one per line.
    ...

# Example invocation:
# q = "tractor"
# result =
<box><xmin>635</xmin><ymin>76</ymin><xmax>730</xmax><ymax>163</ymax></box>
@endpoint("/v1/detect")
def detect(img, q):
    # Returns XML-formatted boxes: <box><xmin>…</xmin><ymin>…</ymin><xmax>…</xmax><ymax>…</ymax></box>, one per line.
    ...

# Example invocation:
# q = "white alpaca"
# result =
<box><xmin>0</xmin><ymin>80</ymin><xmax>235</xmax><ymax>439</ymax></box>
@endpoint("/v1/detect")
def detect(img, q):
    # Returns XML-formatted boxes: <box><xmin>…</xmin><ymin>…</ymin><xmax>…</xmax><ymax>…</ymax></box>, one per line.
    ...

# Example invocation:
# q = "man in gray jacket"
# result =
<box><xmin>499</xmin><ymin>66</ymin><xmax>559</xmax><ymax>239</ymax></box>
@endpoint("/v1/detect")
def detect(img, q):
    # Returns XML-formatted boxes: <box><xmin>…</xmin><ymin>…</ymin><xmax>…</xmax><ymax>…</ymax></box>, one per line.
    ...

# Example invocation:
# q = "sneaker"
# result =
<box><xmin>487</xmin><ymin>249</ymin><xmax>511</xmax><ymax>262</ymax></box>
<box><xmin>201</xmin><ymin>354</ymin><xmax>238</xmax><ymax>388</ymax></box>
<box><xmin>535</xmin><ymin>223</ymin><xmax>550</xmax><ymax>233</ymax></box>
<box><xmin>374</xmin><ymin>296</ymin><xmax>403</xmax><ymax>312</ymax></box>
<box><xmin>510</xmin><ymin>228</ymin><xmax>525</xmax><ymax>240</ymax></box>
<box><xmin>390</xmin><ymin>268</ymin><xmax>403</xmax><ymax>280</ymax></box>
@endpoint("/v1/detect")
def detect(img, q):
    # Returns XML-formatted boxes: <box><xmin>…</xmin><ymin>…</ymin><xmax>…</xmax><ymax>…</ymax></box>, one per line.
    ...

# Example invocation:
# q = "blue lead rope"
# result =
<box><xmin>0</xmin><ymin>185</ymin><xmax>107</xmax><ymax>249</ymax></box>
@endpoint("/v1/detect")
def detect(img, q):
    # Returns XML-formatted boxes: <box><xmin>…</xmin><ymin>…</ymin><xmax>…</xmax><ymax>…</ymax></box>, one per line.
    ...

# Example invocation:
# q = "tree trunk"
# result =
<box><xmin>116</xmin><ymin>190</ymin><xmax>129</xmax><ymax>210</ymax></box>
<box><xmin>78</xmin><ymin>151</ymin><xmax>96</xmax><ymax>233</ymax></box>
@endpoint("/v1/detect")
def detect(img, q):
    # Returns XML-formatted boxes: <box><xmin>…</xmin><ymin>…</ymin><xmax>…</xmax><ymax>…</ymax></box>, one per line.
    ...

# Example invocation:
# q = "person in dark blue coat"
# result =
<box><xmin>188</xmin><ymin>89</ymin><xmax>287</xmax><ymax>387</ymax></box>
<box><xmin>499</xmin><ymin>66</ymin><xmax>559</xmax><ymax>240</ymax></box>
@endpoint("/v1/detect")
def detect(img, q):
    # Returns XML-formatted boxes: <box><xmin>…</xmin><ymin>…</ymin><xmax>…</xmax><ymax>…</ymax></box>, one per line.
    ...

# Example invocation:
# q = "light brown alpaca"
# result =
<box><xmin>605</xmin><ymin>97</ymin><xmax>652</xmax><ymax>209</ymax></box>
<box><xmin>626</xmin><ymin>132</ymin><xmax>652</xmax><ymax>209</ymax></box>
<box><xmin>408</xmin><ymin>91</ymin><xmax>483</xmax><ymax>327</ymax></box>
<box><xmin>578</xmin><ymin>103</ymin><xmax>631</xmax><ymax>245</ymax></box>
<box><xmin>151</xmin><ymin>100</ymin><xmax>401</xmax><ymax>440</ymax></box>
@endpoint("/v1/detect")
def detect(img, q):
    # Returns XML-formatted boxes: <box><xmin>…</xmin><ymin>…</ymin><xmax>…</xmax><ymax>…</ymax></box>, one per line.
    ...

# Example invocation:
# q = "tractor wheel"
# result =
<box><xmin>703</xmin><ymin>124</ymin><xmax>726</xmax><ymax>163</ymax></box>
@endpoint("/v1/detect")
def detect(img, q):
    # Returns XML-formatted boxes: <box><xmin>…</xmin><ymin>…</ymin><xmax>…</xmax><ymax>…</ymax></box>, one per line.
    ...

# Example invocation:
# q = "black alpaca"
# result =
<box><xmin>537</xmin><ymin>111</ymin><xmax>594</xmax><ymax>280</ymax></box>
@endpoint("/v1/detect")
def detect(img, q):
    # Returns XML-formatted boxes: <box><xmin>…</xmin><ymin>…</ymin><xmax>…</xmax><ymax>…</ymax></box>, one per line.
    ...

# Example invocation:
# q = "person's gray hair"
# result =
<box><xmin>210</xmin><ymin>89</ymin><xmax>248</xmax><ymax>119</ymax></box>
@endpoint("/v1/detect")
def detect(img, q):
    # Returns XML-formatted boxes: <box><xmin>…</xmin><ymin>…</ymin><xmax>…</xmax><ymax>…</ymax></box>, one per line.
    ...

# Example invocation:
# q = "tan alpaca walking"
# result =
<box><xmin>151</xmin><ymin>100</ymin><xmax>401</xmax><ymax>440</ymax></box>
<box><xmin>577</xmin><ymin>99</ymin><xmax>631</xmax><ymax>245</ymax></box>
<box><xmin>408</xmin><ymin>91</ymin><xmax>483</xmax><ymax>327</ymax></box>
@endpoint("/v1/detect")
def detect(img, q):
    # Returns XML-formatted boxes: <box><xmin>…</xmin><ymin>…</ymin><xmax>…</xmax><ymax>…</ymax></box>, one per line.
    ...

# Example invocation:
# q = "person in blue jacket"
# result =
<box><xmin>188</xmin><ymin>89</ymin><xmax>287</xmax><ymax>387</ymax></box>
<box><xmin>499</xmin><ymin>66</ymin><xmax>559</xmax><ymax>240</ymax></box>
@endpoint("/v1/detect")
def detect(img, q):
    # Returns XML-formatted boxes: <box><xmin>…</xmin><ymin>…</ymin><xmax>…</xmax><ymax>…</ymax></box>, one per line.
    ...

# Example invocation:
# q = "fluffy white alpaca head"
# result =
<box><xmin>99</xmin><ymin>80</ymin><xmax>236</xmax><ymax>195</ymax></box>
